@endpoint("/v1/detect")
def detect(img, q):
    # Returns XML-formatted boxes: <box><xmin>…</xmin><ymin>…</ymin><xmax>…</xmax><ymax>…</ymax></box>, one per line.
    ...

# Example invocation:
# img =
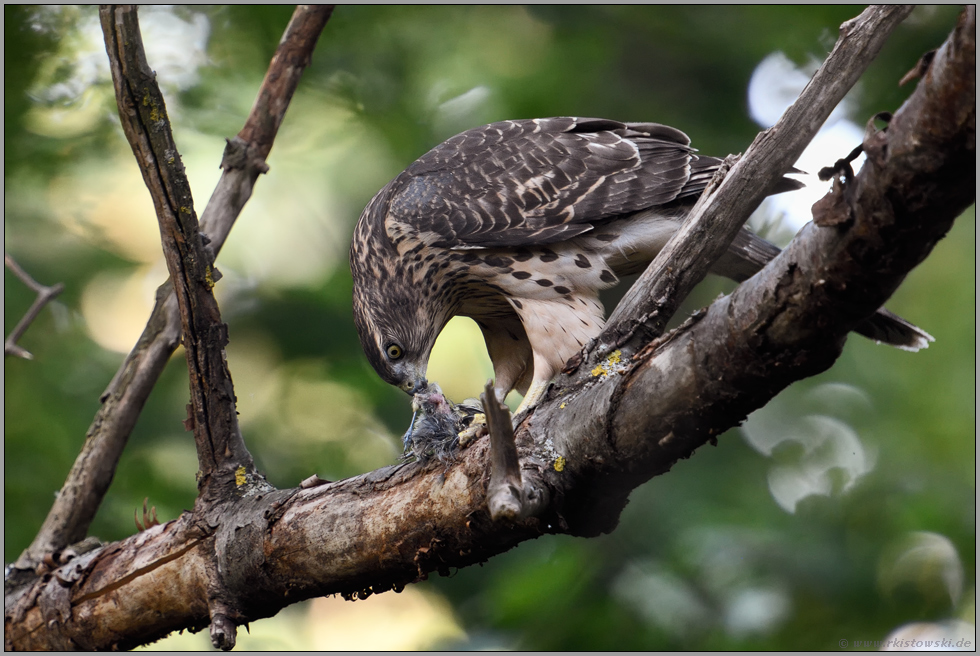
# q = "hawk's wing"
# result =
<box><xmin>383</xmin><ymin>117</ymin><xmax>717</xmax><ymax>249</ymax></box>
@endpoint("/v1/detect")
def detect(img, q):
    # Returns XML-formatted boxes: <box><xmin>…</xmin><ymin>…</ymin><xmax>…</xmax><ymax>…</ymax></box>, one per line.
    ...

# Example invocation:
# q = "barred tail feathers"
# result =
<box><xmin>855</xmin><ymin>308</ymin><xmax>935</xmax><ymax>352</ymax></box>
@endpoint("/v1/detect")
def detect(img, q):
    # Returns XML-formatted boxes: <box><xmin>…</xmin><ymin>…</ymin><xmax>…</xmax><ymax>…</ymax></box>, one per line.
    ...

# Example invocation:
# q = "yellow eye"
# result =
<box><xmin>385</xmin><ymin>343</ymin><xmax>404</xmax><ymax>361</ymax></box>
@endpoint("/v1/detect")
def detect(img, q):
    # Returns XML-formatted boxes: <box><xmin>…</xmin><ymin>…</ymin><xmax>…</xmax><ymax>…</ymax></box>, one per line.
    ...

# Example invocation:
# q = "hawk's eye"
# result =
<box><xmin>385</xmin><ymin>343</ymin><xmax>404</xmax><ymax>361</ymax></box>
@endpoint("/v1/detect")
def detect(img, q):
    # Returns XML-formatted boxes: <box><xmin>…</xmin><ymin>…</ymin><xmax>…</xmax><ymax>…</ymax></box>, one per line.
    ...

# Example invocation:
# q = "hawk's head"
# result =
<box><xmin>350</xmin><ymin>182</ymin><xmax>452</xmax><ymax>396</ymax></box>
<box><xmin>351</xmin><ymin>277</ymin><xmax>442</xmax><ymax>395</ymax></box>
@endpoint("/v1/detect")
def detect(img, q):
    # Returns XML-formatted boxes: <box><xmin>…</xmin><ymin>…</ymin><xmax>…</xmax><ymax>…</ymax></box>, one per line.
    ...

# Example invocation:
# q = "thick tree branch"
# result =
<box><xmin>3</xmin><ymin>253</ymin><xmax>65</xmax><ymax>360</ymax></box>
<box><xmin>540</xmin><ymin>5</ymin><xmax>975</xmax><ymax>535</ymax></box>
<box><xmin>14</xmin><ymin>5</ymin><xmax>332</xmax><ymax>573</ymax></box>
<box><xmin>4</xmin><ymin>6</ymin><xmax>972</xmax><ymax>652</ymax></box>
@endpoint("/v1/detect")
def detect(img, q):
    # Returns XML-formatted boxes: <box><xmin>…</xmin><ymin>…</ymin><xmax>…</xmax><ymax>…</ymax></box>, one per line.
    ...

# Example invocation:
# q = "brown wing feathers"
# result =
<box><xmin>387</xmin><ymin>118</ymin><xmax>708</xmax><ymax>250</ymax></box>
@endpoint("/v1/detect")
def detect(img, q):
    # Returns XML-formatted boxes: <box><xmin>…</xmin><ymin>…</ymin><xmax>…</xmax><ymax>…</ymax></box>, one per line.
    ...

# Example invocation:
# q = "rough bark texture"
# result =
<box><xmin>15</xmin><ymin>4</ymin><xmax>333</xmax><ymax>573</ymax></box>
<box><xmin>102</xmin><ymin>3</ymin><xmax>252</xmax><ymax>489</ymax></box>
<box><xmin>4</xmin><ymin>5</ymin><xmax>974</xmax><ymax>652</ymax></box>
<box><xmin>541</xmin><ymin>5</ymin><xmax>975</xmax><ymax>536</ymax></box>
<box><xmin>594</xmin><ymin>5</ymin><xmax>914</xmax><ymax>359</ymax></box>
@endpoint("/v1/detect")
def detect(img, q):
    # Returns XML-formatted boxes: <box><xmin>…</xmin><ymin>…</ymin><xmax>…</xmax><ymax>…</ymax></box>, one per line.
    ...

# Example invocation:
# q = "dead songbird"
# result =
<box><xmin>402</xmin><ymin>383</ymin><xmax>483</xmax><ymax>463</ymax></box>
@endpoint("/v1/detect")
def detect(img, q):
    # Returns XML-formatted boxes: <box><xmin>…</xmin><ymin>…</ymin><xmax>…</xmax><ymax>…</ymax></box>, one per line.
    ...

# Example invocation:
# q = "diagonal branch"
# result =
<box><xmin>541</xmin><ymin>4</ymin><xmax>974</xmax><ymax>535</ymax></box>
<box><xmin>588</xmin><ymin>5</ymin><xmax>915</xmax><ymax>363</ymax></box>
<box><xmin>102</xmin><ymin>3</ymin><xmax>251</xmax><ymax>489</ymax></box>
<box><xmin>14</xmin><ymin>5</ymin><xmax>333</xmax><ymax>572</ymax></box>
<box><xmin>3</xmin><ymin>253</ymin><xmax>65</xmax><ymax>360</ymax></box>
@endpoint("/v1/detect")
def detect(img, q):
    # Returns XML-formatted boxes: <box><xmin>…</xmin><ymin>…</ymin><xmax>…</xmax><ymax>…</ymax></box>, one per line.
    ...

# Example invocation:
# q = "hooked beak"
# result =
<box><xmin>399</xmin><ymin>377</ymin><xmax>428</xmax><ymax>395</ymax></box>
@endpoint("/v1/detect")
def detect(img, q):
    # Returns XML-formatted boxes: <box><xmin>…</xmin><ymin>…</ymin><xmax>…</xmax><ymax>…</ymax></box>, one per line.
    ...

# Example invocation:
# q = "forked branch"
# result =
<box><xmin>3</xmin><ymin>253</ymin><xmax>65</xmax><ymax>360</ymax></box>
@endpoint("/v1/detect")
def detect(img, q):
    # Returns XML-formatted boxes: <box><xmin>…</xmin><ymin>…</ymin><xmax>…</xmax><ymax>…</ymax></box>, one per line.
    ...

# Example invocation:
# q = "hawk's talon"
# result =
<box><xmin>458</xmin><ymin>413</ymin><xmax>487</xmax><ymax>447</ymax></box>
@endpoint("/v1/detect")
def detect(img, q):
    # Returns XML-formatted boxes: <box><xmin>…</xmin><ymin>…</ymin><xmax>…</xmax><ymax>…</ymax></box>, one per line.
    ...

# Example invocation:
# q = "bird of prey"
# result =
<box><xmin>350</xmin><ymin>117</ymin><xmax>932</xmax><ymax>416</ymax></box>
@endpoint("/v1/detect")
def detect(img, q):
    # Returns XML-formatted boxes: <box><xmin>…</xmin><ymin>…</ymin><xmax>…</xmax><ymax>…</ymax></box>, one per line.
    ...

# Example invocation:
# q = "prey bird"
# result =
<box><xmin>350</xmin><ymin>117</ymin><xmax>932</xmax><ymax>421</ymax></box>
<box><xmin>401</xmin><ymin>383</ymin><xmax>483</xmax><ymax>462</ymax></box>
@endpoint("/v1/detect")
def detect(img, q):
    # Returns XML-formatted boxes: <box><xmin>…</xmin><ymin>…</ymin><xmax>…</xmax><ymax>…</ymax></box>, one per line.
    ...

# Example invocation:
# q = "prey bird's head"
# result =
<box><xmin>350</xmin><ymin>182</ymin><xmax>452</xmax><ymax>396</ymax></box>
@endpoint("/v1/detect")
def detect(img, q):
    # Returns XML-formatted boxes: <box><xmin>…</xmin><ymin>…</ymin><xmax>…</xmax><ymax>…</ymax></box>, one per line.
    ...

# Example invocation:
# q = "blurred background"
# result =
<box><xmin>4</xmin><ymin>5</ymin><xmax>974</xmax><ymax>650</ymax></box>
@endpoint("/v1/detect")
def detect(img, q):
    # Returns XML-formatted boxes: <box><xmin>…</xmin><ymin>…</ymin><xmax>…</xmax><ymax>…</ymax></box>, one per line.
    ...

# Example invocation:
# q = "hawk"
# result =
<box><xmin>350</xmin><ymin>117</ymin><xmax>932</xmax><ymax>417</ymax></box>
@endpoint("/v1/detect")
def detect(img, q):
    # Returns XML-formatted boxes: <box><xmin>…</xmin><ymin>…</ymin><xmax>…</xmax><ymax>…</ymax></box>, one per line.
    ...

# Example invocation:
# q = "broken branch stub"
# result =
<box><xmin>482</xmin><ymin>380</ymin><xmax>549</xmax><ymax>521</ymax></box>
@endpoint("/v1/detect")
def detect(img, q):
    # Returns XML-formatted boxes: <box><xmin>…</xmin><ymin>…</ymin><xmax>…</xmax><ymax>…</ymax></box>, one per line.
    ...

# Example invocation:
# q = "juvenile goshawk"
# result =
<box><xmin>350</xmin><ymin>117</ymin><xmax>931</xmax><ymax>414</ymax></box>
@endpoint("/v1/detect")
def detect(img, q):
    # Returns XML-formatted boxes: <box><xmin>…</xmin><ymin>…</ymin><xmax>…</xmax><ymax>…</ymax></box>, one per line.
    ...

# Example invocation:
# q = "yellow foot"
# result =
<box><xmin>514</xmin><ymin>379</ymin><xmax>549</xmax><ymax>416</ymax></box>
<box><xmin>458</xmin><ymin>412</ymin><xmax>487</xmax><ymax>447</ymax></box>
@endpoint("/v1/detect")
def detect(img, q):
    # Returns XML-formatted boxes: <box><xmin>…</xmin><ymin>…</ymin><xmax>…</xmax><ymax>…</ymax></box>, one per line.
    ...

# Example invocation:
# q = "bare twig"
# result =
<box><xmin>203</xmin><ymin>4</ymin><xmax>334</xmax><ymax>256</ymax></box>
<box><xmin>3</xmin><ymin>253</ymin><xmax>64</xmax><ymax>360</ymax></box>
<box><xmin>238</xmin><ymin>5</ymin><xmax>333</xmax><ymax>162</ymax></box>
<box><xmin>15</xmin><ymin>5</ymin><xmax>333</xmax><ymax>572</ymax></box>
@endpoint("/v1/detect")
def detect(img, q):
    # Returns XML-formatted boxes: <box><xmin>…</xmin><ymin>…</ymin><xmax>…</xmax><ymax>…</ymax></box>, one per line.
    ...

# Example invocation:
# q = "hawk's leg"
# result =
<box><xmin>508</xmin><ymin>295</ymin><xmax>603</xmax><ymax>415</ymax></box>
<box><xmin>514</xmin><ymin>378</ymin><xmax>550</xmax><ymax>415</ymax></box>
<box><xmin>458</xmin><ymin>314</ymin><xmax>534</xmax><ymax>447</ymax></box>
<box><xmin>459</xmin><ymin>376</ymin><xmax>547</xmax><ymax>447</ymax></box>
<box><xmin>476</xmin><ymin>314</ymin><xmax>534</xmax><ymax>400</ymax></box>
<box><xmin>511</xmin><ymin>346</ymin><xmax>561</xmax><ymax>416</ymax></box>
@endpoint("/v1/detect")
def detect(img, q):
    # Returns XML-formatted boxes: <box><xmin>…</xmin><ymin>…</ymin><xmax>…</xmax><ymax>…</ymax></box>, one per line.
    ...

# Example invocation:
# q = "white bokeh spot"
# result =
<box><xmin>748</xmin><ymin>52</ymin><xmax>867</xmax><ymax>234</ymax></box>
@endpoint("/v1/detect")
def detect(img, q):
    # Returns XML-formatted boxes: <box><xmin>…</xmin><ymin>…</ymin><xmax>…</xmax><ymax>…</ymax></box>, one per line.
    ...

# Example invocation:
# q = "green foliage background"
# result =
<box><xmin>4</xmin><ymin>5</ymin><xmax>974</xmax><ymax>650</ymax></box>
